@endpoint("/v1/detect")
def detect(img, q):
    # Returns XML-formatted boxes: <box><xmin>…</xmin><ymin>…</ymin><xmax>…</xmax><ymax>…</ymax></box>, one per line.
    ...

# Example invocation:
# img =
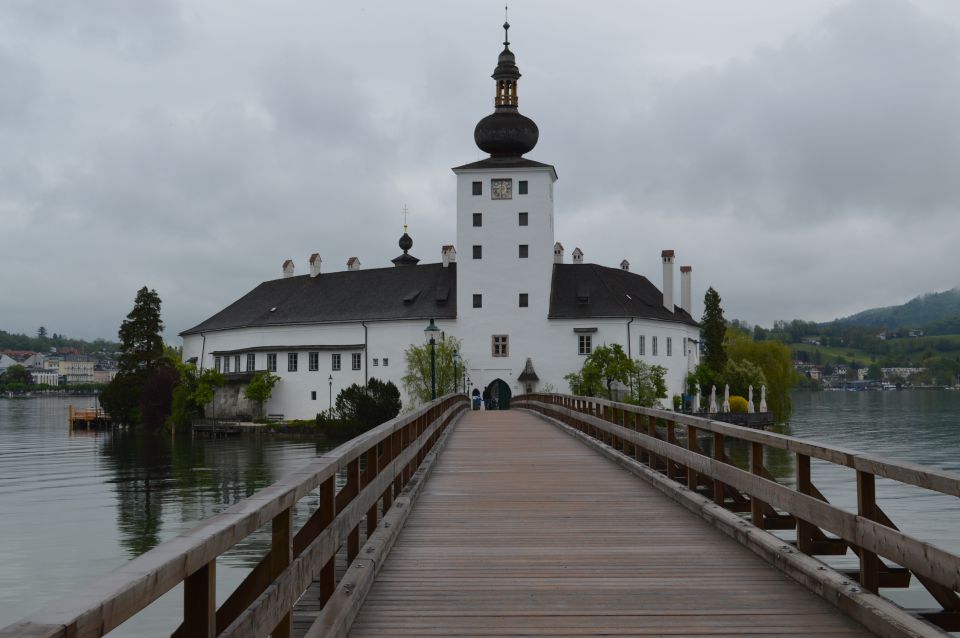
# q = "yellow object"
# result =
<box><xmin>729</xmin><ymin>395</ymin><xmax>749</xmax><ymax>413</ymax></box>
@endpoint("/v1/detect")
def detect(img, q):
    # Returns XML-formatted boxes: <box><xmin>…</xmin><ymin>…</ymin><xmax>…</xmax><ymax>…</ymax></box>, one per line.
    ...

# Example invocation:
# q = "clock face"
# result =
<box><xmin>491</xmin><ymin>178</ymin><xmax>513</xmax><ymax>200</ymax></box>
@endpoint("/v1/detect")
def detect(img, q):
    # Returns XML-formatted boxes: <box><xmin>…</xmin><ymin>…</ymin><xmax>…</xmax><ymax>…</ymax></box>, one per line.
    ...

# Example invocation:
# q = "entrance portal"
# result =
<box><xmin>486</xmin><ymin>379</ymin><xmax>512</xmax><ymax>410</ymax></box>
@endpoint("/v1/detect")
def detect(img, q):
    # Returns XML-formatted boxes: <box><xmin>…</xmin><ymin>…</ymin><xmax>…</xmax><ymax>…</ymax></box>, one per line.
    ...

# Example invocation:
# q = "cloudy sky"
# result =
<box><xmin>2</xmin><ymin>0</ymin><xmax>959</xmax><ymax>342</ymax></box>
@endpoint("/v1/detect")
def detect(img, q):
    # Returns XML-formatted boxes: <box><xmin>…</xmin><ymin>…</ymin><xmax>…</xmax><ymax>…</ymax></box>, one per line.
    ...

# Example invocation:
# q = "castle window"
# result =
<box><xmin>638</xmin><ymin>336</ymin><xmax>645</xmax><ymax>356</ymax></box>
<box><xmin>352</xmin><ymin>353</ymin><xmax>361</xmax><ymax>370</ymax></box>
<box><xmin>473</xmin><ymin>213</ymin><xmax>482</xmax><ymax>227</ymax></box>
<box><xmin>373</xmin><ymin>358</ymin><xmax>379</xmax><ymax>366</ymax></box>
<box><xmin>267</xmin><ymin>353</ymin><xmax>277</xmax><ymax>372</ymax></box>
<box><xmin>518</xmin><ymin>212</ymin><xmax>528</xmax><ymax>226</ymax></box>
<box><xmin>519</xmin><ymin>293</ymin><xmax>528</xmax><ymax>308</ymax></box>
<box><xmin>473</xmin><ymin>294</ymin><xmax>482</xmax><ymax>308</ymax></box>
<box><xmin>472</xmin><ymin>181</ymin><xmax>482</xmax><ymax>196</ymax></box>
<box><xmin>473</xmin><ymin>245</ymin><xmax>482</xmax><ymax>259</ymax></box>
<box><xmin>288</xmin><ymin>353</ymin><xmax>298</xmax><ymax>372</ymax></box>
<box><xmin>383</xmin><ymin>357</ymin><xmax>389</xmax><ymax>367</ymax></box>
<box><xmin>667</xmin><ymin>337</ymin><xmax>673</xmax><ymax>357</ymax></box>
<box><xmin>214</xmin><ymin>356</ymin><xmax>221</xmax><ymax>373</ymax></box>
<box><xmin>309</xmin><ymin>352</ymin><xmax>319</xmax><ymax>371</ymax></box>
<box><xmin>331</xmin><ymin>354</ymin><xmax>341</xmax><ymax>371</ymax></box>
<box><xmin>492</xmin><ymin>335</ymin><xmax>509</xmax><ymax>357</ymax></box>
<box><xmin>223</xmin><ymin>357</ymin><xmax>231</xmax><ymax>373</ymax></box>
<box><xmin>652</xmin><ymin>336</ymin><xmax>658</xmax><ymax>356</ymax></box>
<box><xmin>246</xmin><ymin>353</ymin><xmax>255</xmax><ymax>371</ymax></box>
<box><xmin>579</xmin><ymin>334</ymin><xmax>592</xmax><ymax>355</ymax></box>
<box><xmin>519</xmin><ymin>244</ymin><xmax>528</xmax><ymax>258</ymax></box>
<box><xmin>519</xmin><ymin>180</ymin><xmax>528</xmax><ymax>195</ymax></box>
<box><xmin>311</xmin><ymin>391</ymin><xmax>317</xmax><ymax>401</ymax></box>
<box><xmin>234</xmin><ymin>356</ymin><xmax>240</xmax><ymax>373</ymax></box>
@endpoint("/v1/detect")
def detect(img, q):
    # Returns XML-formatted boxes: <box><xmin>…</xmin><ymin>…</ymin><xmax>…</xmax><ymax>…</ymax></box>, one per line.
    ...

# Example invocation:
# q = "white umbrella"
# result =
<box><xmin>747</xmin><ymin>385</ymin><xmax>754</xmax><ymax>414</ymax></box>
<box><xmin>693</xmin><ymin>386</ymin><xmax>701</xmax><ymax>412</ymax></box>
<box><xmin>709</xmin><ymin>385</ymin><xmax>718</xmax><ymax>413</ymax></box>
<box><xmin>722</xmin><ymin>384</ymin><xmax>731</xmax><ymax>413</ymax></box>
<box><xmin>760</xmin><ymin>385</ymin><xmax>768</xmax><ymax>412</ymax></box>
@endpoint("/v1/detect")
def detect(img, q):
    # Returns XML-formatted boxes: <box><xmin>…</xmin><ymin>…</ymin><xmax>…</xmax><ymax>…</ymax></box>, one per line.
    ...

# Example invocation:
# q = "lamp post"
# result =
<box><xmin>424</xmin><ymin>318</ymin><xmax>440</xmax><ymax>400</ymax></box>
<box><xmin>328</xmin><ymin>374</ymin><xmax>333</xmax><ymax>410</ymax></box>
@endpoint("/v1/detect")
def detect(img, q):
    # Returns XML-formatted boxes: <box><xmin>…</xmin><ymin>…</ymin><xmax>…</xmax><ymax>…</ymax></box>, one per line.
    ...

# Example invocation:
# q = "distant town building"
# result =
<box><xmin>30</xmin><ymin>369</ymin><xmax>59</xmax><ymax>386</ymax></box>
<box><xmin>58</xmin><ymin>355</ymin><xmax>96</xmax><ymax>385</ymax></box>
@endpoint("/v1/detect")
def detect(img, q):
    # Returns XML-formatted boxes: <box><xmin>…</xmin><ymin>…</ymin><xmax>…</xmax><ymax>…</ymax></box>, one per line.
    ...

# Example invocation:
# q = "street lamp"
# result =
<box><xmin>328</xmin><ymin>374</ymin><xmax>333</xmax><ymax>410</ymax></box>
<box><xmin>424</xmin><ymin>318</ymin><xmax>440</xmax><ymax>400</ymax></box>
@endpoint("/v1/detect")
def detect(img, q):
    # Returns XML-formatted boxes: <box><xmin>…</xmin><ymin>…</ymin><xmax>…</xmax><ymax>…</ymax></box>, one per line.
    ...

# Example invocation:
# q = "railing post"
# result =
<box><xmin>318</xmin><ymin>476</ymin><xmax>336</xmax><ymax>605</ymax></box>
<box><xmin>796</xmin><ymin>453</ymin><xmax>813</xmax><ymax>554</ymax></box>
<box><xmin>344</xmin><ymin>459</ymin><xmax>361</xmax><ymax>562</ymax></box>
<box><xmin>364</xmin><ymin>446</ymin><xmax>379</xmax><ymax>538</ymax></box>
<box><xmin>712</xmin><ymin>432</ymin><xmax>726</xmax><ymax>505</ymax></box>
<box><xmin>647</xmin><ymin>416</ymin><xmax>659</xmax><ymax>472</ymax></box>
<box><xmin>183</xmin><ymin>560</ymin><xmax>216</xmax><ymax>638</ymax></box>
<box><xmin>750</xmin><ymin>442</ymin><xmax>766</xmax><ymax>529</ymax></box>
<box><xmin>271</xmin><ymin>506</ymin><xmax>293</xmax><ymax>637</ymax></box>
<box><xmin>857</xmin><ymin>470</ymin><xmax>880</xmax><ymax>593</ymax></box>
<box><xmin>686</xmin><ymin>425</ymin><xmax>699</xmax><ymax>490</ymax></box>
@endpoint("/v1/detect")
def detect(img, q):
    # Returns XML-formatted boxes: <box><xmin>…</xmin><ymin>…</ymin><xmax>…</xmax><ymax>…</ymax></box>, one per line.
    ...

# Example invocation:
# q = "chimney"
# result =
<box><xmin>347</xmin><ymin>256</ymin><xmax>361</xmax><ymax>271</ymax></box>
<box><xmin>661</xmin><ymin>250</ymin><xmax>675</xmax><ymax>312</ymax></box>
<box><xmin>441</xmin><ymin>245</ymin><xmax>457</xmax><ymax>267</ymax></box>
<box><xmin>680</xmin><ymin>266</ymin><xmax>692</xmax><ymax>315</ymax></box>
<box><xmin>620</xmin><ymin>259</ymin><xmax>630</xmax><ymax>271</ymax></box>
<box><xmin>282</xmin><ymin>259</ymin><xmax>295</xmax><ymax>278</ymax></box>
<box><xmin>309</xmin><ymin>253</ymin><xmax>322</xmax><ymax>277</ymax></box>
<box><xmin>553</xmin><ymin>242</ymin><xmax>564</xmax><ymax>264</ymax></box>
<box><xmin>572</xmin><ymin>247</ymin><xmax>584</xmax><ymax>264</ymax></box>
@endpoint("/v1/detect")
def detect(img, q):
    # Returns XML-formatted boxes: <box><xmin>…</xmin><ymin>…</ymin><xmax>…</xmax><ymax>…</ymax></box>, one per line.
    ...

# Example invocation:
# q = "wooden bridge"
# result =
<box><xmin>5</xmin><ymin>394</ymin><xmax>959</xmax><ymax>637</ymax></box>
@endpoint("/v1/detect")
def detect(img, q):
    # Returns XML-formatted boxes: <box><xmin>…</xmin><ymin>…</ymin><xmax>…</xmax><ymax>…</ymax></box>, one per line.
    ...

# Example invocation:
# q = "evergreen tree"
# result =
<box><xmin>37</xmin><ymin>326</ymin><xmax>47</xmax><ymax>339</ymax></box>
<box><xmin>117</xmin><ymin>287</ymin><xmax>165</xmax><ymax>374</ymax></box>
<box><xmin>101</xmin><ymin>287</ymin><xmax>167</xmax><ymax>426</ymax></box>
<box><xmin>701</xmin><ymin>287</ymin><xmax>727</xmax><ymax>373</ymax></box>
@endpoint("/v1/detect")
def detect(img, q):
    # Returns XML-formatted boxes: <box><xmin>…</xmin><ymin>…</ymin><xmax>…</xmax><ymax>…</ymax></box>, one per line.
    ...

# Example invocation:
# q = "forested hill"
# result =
<box><xmin>831</xmin><ymin>287</ymin><xmax>960</xmax><ymax>333</ymax></box>
<box><xmin>0</xmin><ymin>329</ymin><xmax>118</xmax><ymax>355</ymax></box>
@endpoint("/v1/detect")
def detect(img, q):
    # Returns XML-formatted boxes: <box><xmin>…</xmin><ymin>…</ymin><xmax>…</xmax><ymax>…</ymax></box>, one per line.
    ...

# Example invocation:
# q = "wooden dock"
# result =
<box><xmin>346</xmin><ymin>410</ymin><xmax>871</xmax><ymax>637</ymax></box>
<box><xmin>67</xmin><ymin>404</ymin><xmax>113</xmax><ymax>430</ymax></box>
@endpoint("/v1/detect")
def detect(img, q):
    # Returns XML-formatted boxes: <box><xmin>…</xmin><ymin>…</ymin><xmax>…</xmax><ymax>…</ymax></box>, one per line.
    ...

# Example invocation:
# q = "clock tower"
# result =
<box><xmin>452</xmin><ymin>18</ymin><xmax>558</xmax><ymax>395</ymax></box>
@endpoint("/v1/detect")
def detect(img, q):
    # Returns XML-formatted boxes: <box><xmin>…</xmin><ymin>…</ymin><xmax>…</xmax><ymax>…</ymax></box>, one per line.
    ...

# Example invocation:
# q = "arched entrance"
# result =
<box><xmin>486</xmin><ymin>379</ymin><xmax>512</xmax><ymax>410</ymax></box>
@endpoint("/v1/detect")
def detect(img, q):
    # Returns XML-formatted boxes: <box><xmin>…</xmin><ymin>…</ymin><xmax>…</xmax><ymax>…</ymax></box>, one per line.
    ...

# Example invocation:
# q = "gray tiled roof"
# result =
<box><xmin>549</xmin><ymin>264</ymin><xmax>699</xmax><ymax>326</ymax></box>
<box><xmin>181</xmin><ymin>263</ymin><xmax>457</xmax><ymax>335</ymax></box>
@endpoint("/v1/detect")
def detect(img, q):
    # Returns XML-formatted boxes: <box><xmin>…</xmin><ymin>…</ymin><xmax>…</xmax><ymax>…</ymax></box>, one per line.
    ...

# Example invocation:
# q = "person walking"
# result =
<box><xmin>482</xmin><ymin>387</ymin><xmax>491</xmax><ymax>410</ymax></box>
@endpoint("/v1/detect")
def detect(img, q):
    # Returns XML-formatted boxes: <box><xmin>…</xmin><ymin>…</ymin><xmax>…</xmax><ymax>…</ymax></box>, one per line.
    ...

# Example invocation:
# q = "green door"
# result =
<box><xmin>491</xmin><ymin>379</ymin><xmax>511</xmax><ymax>410</ymax></box>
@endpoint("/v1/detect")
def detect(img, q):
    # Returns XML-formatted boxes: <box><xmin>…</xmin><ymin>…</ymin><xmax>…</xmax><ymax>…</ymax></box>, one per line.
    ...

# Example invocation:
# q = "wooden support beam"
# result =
<box><xmin>318</xmin><ymin>476</ymin><xmax>336</xmax><ymax>606</ymax></box>
<box><xmin>856</xmin><ymin>470</ymin><xmax>880</xmax><ymax>594</ymax></box>
<box><xmin>183</xmin><ymin>560</ymin><xmax>216</xmax><ymax>638</ymax></box>
<box><xmin>750</xmin><ymin>441</ymin><xmax>766</xmax><ymax>529</ymax></box>
<box><xmin>270</xmin><ymin>507</ymin><xmax>293</xmax><ymax>638</ymax></box>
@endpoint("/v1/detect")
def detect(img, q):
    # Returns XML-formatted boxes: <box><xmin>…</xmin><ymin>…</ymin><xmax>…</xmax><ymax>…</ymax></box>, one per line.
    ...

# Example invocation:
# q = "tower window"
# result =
<box><xmin>652</xmin><ymin>336</ymin><xmax>658</xmax><ymax>356</ymax></box>
<box><xmin>667</xmin><ymin>337</ymin><xmax>673</xmax><ymax>357</ymax></box>
<box><xmin>473</xmin><ymin>294</ymin><xmax>482</xmax><ymax>308</ymax></box>
<box><xmin>473</xmin><ymin>213</ymin><xmax>482</xmax><ymax>227</ymax></box>
<box><xmin>473</xmin><ymin>245</ymin><xmax>482</xmax><ymax>259</ymax></box>
<box><xmin>492</xmin><ymin>335</ymin><xmax>509</xmax><ymax>357</ymax></box>
<box><xmin>638</xmin><ymin>336</ymin><xmax>645</xmax><ymax>356</ymax></box>
<box><xmin>519</xmin><ymin>293</ymin><xmax>528</xmax><ymax>307</ymax></box>
<box><xmin>472</xmin><ymin>181</ymin><xmax>482</xmax><ymax>196</ymax></box>
<box><xmin>519</xmin><ymin>244</ymin><xmax>528</xmax><ymax>258</ymax></box>
<box><xmin>518</xmin><ymin>212</ymin><xmax>528</xmax><ymax>226</ymax></box>
<box><xmin>519</xmin><ymin>180</ymin><xmax>528</xmax><ymax>195</ymax></box>
<box><xmin>352</xmin><ymin>353</ymin><xmax>361</xmax><ymax>370</ymax></box>
<box><xmin>578</xmin><ymin>335</ymin><xmax>592</xmax><ymax>355</ymax></box>
<box><xmin>311</xmin><ymin>391</ymin><xmax>317</xmax><ymax>401</ymax></box>
<box><xmin>288</xmin><ymin>352</ymin><xmax>298</xmax><ymax>372</ymax></box>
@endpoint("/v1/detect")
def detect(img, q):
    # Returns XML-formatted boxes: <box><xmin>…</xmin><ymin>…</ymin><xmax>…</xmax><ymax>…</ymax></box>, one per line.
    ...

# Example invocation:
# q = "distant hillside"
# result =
<box><xmin>831</xmin><ymin>287</ymin><xmax>960</xmax><ymax>332</ymax></box>
<box><xmin>0</xmin><ymin>329</ymin><xmax>118</xmax><ymax>356</ymax></box>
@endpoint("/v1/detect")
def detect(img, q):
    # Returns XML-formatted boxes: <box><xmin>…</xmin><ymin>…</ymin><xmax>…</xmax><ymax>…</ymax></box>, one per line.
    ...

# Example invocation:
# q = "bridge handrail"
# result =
<box><xmin>2</xmin><ymin>394</ymin><xmax>469</xmax><ymax>638</ymax></box>
<box><xmin>515</xmin><ymin>393</ymin><xmax>960</xmax><ymax>631</ymax></box>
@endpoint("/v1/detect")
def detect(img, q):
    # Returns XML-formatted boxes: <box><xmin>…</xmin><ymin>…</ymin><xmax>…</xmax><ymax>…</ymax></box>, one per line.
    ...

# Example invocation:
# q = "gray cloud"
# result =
<box><xmin>1</xmin><ymin>0</ymin><xmax>959</xmax><ymax>340</ymax></box>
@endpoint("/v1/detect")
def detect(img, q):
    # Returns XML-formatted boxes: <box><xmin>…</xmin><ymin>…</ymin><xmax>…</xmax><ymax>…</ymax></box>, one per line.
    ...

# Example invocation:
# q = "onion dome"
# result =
<box><xmin>392</xmin><ymin>224</ymin><xmax>420</xmax><ymax>267</ymax></box>
<box><xmin>473</xmin><ymin>19</ymin><xmax>539</xmax><ymax>158</ymax></box>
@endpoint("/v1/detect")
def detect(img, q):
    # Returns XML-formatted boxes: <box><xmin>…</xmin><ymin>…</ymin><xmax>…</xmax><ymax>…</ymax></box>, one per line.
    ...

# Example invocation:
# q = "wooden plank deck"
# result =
<box><xmin>344</xmin><ymin>409</ymin><xmax>874</xmax><ymax>637</ymax></box>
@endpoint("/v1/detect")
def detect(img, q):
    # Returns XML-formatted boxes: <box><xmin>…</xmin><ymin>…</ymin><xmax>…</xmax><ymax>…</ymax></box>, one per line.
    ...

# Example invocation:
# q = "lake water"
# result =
<box><xmin>0</xmin><ymin>391</ymin><xmax>958</xmax><ymax>634</ymax></box>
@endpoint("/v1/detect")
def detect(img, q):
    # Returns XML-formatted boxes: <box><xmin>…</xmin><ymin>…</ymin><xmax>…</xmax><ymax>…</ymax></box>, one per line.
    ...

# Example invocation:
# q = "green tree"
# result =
<box><xmin>725</xmin><ymin>332</ymin><xmax>797</xmax><ymax>422</ymax></box>
<box><xmin>101</xmin><ymin>287</ymin><xmax>167</xmax><ymax>426</ymax></box>
<box><xmin>331</xmin><ymin>378</ymin><xmax>402</xmax><ymax>431</ymax></box>
<box><xmin>564</xmin><ymin>344</ymin><xmax>636</xmax><ymax>400</ymax></box>
<box><xmin>170</xmin><ymin>364</ymin><xmax>225</xmax><ymax>426</ymax></box>
<box><xmin>402</xmin><ymin>335</ymin><xmax>467</xmax><ymax>405</ymax></box>
<box><xmin>866</xmin><ymin>363</ymin><xmax>883</xmax><ymax>381</ymax></box>
<box><xmin>0</xmin><ymin>364</ymin><xmax>32</xmax><ymax>386</ymax></box>
<box><xmin>629</xmin><ymin>361</ymin><xmax>668</xmax><ymax>407</ymax></box>
<box><xmin>244</xmin><ymin>371</ymin><xmax>280</xmax><ymax>419</ymax></box>
<box><xmin>719</xmin><ymin>358</ymin><xmax>768</xmax><ymax>399</ymax></box>
<box><xmin>37</xmin><ymin>326</ymin><xmax>48</xmax><ymax>339</ymax></box>
<box><xmin>701</xmin><ymin>287</ymin><xmax>727</xmax><ymax>374</ymax></box>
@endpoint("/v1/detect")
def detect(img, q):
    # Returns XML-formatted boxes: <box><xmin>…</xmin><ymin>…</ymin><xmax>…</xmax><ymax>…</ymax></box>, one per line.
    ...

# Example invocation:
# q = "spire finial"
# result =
<box><xmin>503</xmin><ymin>4</ymin><xmax>510</xmax><ymax>46</ymax></box>
<box><xmin>401</xmin><ymin>204</ymin><xmax>409</xmax><ymax>233</ymax></box>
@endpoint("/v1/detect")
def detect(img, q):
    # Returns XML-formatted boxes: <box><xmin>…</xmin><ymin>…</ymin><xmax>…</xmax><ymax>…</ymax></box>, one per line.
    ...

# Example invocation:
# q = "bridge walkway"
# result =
<box><xmin>346</xmin><ymin>409</ymin><xmax>872</xmax><ymax>636</ymax></box>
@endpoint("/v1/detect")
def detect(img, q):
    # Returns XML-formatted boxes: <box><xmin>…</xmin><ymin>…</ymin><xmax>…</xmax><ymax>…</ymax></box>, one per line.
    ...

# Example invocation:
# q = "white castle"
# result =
<box><xmin>181</xmin><ymin>20</ymin><xmax>700</xmax><ymax>418</ymax></box>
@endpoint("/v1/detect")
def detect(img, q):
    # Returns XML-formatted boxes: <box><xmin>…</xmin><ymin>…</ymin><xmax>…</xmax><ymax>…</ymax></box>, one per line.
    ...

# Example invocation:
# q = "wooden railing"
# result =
<box><xmin>3</xmin><ymin>394</ymin><xmax>469</xmax><ymax>638</ymax></box>
<box><xmin>514</xmin><ymin>393</ymin><xmax>960</xmax><ymax>633</ymax></box>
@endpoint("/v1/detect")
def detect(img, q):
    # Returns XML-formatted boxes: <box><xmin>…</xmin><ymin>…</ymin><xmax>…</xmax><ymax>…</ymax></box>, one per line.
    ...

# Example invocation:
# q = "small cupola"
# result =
<box><xmin>553</xmin><ymin>242</ymin><xmax>564</xmax><ymax>264</ymax></box>
<box><xmin>282</xmin><ymin>259</ymin><xmax>295</xmax><ymax>278</ymax></box>
<box><xmin>391</xmin><ymin>224</ymin><xmax>420</xmax><ymax>267</ymax></box>
<box><xmin>620</xmin><ymin>259</ymin><xmax>630</xmax><ymax>271</ymax></box>
<box><xmin>572</xmin><ymin>247</ymin><xmax>584</xmax><ymax>264</ymax></box>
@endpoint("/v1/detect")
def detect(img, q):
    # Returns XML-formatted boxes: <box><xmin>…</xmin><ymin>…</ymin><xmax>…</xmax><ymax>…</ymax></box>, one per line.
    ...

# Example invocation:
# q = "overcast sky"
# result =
<box><xmin>2</xmin><ymin>0</ymin><xmax>959</xmax><ymax>342</ymax></box>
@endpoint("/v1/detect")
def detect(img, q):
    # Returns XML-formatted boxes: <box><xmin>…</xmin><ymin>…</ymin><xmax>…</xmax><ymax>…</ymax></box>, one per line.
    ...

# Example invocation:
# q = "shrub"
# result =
<box><xmin>729</xmin><ymin>395</ymin><xmax>748</xmax><ymax>413</ymax></box>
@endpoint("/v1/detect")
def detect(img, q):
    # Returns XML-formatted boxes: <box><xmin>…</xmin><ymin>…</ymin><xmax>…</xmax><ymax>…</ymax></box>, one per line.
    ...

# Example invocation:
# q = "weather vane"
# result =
<box><xmin>402</xmin><ymin>204</ymin><xmax>409</xmax><ymax>232</ymax></box>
